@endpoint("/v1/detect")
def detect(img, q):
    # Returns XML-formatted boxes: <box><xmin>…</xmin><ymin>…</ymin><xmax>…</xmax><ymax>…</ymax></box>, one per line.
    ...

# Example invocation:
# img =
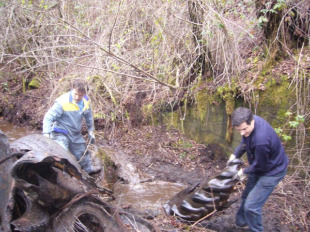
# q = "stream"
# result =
<box><xmin>0</xmin><ymin>120</ymin><xmax>32</xmax><ymax>142</ymax></box>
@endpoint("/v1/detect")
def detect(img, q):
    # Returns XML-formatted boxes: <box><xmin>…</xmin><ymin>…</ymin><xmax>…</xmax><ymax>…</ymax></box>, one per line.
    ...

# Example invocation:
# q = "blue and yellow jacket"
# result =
<box><xmin>43</xmin><ymin>91</ymin><xmax>94</xmax><ymax>143</ymax></box>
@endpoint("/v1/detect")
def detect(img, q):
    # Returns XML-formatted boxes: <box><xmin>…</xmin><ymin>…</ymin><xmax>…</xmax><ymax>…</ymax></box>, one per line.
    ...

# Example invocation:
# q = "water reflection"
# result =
<box><xmin>161</xmin><ymin>101</ymin><xmax>297</xmax><ymax>153</ymax></box>
<box><xmin>113</xmin><ymin>181</ymin><xmax>185</xmax><ymax>210</ymax></box>
<box><xmin>162</xmin><ymin>102</ymin><xmax>242</xmax><ymax>152</ymax></box>
<box><xmin>0</xmin><ymin>120</ymin><xmax>29</xmax><ymax>142</ymax></box>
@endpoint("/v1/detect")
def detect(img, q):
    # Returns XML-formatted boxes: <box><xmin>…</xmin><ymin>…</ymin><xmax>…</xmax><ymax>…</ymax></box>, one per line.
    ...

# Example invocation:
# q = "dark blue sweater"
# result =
<box><xmin>234</xmin><ymin>115</ymin><xmax>288</xmax><ymax>176</ymax></box>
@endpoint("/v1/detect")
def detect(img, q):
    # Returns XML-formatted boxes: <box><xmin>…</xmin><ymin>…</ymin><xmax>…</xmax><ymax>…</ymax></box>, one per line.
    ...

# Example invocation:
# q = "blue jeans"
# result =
<box><xmin>236</xmin><ymin>168</ymin><xmax>287</xmax><ymax>232</ymax></box>
<box><xmin>51</xmin><ymin>132</ymin><xmax>92</xmax><ymax>173</ymax></box>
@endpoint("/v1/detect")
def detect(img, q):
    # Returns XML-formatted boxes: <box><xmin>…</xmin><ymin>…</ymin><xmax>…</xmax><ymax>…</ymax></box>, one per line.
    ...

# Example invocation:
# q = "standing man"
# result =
<box><xmin>43</xmin><ymin>81</ymin><xmax>98</xmax><ymax>174</ymax></box>
<box><xmin>228</xmin><ymin>107</ymin><xmax>288</xmax><ymax>232</ymax></box>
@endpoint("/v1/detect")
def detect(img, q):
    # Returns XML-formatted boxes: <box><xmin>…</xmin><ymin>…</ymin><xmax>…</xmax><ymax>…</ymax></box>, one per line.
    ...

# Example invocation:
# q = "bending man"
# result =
<box><xmin>43</xmin><ymin>81</ymin><xmax>98</xmax><ymax>174</ymax></box>
<box><xmin>229</xmin><ymin>107</ymin><xmax>288</xmax><ymax>232</ymax></box>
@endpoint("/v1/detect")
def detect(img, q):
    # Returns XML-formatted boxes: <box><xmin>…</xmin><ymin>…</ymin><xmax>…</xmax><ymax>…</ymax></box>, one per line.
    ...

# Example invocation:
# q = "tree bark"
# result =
<box><xmin>185</xmin><ymin>0</ymin><xmax>212</xmax><ymax>87</ymax></box>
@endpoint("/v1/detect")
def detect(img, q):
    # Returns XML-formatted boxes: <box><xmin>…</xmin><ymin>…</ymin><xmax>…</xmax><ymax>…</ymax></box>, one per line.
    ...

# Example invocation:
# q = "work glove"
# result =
<box><xmin>88</xmin><ymin>131</ymin><xmax>95</xmax><ymax>144</ymax></box>
<box><xmin>234</xmin><ymin>168</ymin><xmax>247</xmax><ymax>181</ymax></box>
<box><xmin>227</xmin><ymin>154</ymin><xmax>236</xmax><ymax>166</ymax></box>
<box><xmin>43</xmin><ymin>133</ymin><xmax>50</xmax><ymax>138</ymax></box>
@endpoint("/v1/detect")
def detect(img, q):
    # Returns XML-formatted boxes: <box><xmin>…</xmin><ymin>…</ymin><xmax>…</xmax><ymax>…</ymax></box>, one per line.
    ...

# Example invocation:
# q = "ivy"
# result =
<box><xmin>275</xmin><ymin>111</ymin><xmax>305</xmax><ymax>142</ymax></box>
<box><xmin>258</xmin><ymin>0</ymin><xmax>287</xmax><ymax>28</ymax></box>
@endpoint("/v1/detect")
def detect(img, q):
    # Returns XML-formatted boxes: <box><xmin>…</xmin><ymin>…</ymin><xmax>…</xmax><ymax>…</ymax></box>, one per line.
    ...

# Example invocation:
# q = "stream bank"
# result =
<box><xmin>0</xmin><ymin>65</ymin><xmax>307</xmax><ymax>231</ymax></box>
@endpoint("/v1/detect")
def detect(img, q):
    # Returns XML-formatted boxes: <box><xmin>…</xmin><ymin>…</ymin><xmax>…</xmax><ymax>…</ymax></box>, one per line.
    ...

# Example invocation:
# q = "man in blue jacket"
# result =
<box><xmin>228</xmin><ymin>107</ymin><xmax>288</xmax><ymax>232</ymax></box>
<box><xmin>43</xmin><ymin>81</ymin><xmax>98</xmax><ymax>174</ymax></box>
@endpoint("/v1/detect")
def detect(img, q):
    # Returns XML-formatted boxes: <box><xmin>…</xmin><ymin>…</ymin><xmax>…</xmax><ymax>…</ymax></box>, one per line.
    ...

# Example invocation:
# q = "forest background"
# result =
<box><xmin>0</xmin><ymin>0</ymin><xmax>309</xmax><ymax>231</ymax></box>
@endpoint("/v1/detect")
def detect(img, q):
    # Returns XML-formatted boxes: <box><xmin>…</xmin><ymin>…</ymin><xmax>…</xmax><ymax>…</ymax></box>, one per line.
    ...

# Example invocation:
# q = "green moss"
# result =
<box><xmin>260</xmin><ymin>77</ymin><xmax>291</xmax><ymax>106</ymax></box>
<box><xmin>195</xmin><ymin>78</ymin><xmax>220</xmax><ymax>121</ymax></box>
<box><xmin>252</xmin><ymin>56</ymin><xmax>278</xmax><ymax>87</ymax></box>
<box><xmin>216</xmin><ymin>81</ymin><xmax>238</xmax><ymax>143</ymax></box>
<box><xmin>144</xmin><ymin>132</ymin><xmax>152</xmax><ymax>139</ymax></box>
<box><xmin>22</xmin><ymin>77</ymin><xmax>26</xmax><ymax>94</ymax></box>
<box><xmin>257</xmin><ymin>76</ymin><xmax>294</xmax><ymax>128</ymax></box>
<box><xmin>223</xmin><ymin>93</ymin><xmax>235</xmax><ymax>115</ymax></box>
<box><xmin>97</xmin><ymin>148</ymin><xmax>118</xmax><ymax>188</ymax></box>
<box><xmin>86</xmin><ymin>75</ymin><xmax>104</xmax><ymax>93</ymax></box>
<box><xmin>177</xmin><ymin>139</ymin><xmax>193</xmax><ymax>148</ymax></box>
<box><xmin>87</xmin><ymin>74</ymin><xmax>118</xmax><ymax>106</ymax></box>
<box><xmin>252</xmin><ymin>56</ymin><xmax>260</xmax><ymax>65</ymax></box>
<box><xmin>28</xmin><ymin>77</ymin><xmax>41</xmax><ymax>89</ymax></box>
<box><xmin>196</xmin><ymin>90</ymin><xmax>209</xmax><ymax>121</ymax></box>
<box><xmin>142</xmin><ymin>103</ymin><xmax>153</xmax><ymax>120</ymax></box>
<box><xmin>98</xmin><ymin>148</ymin><xmax>113</xmax><ymax>168</ymax></box>
<box><xmin>134</xmin><ymin>149</ymin><xmax>143</xmax><ymax>156</ymax></box>
<box><xmin>94</xmin><ymin>113</ymin><xmax>106</xmax><ymax>119</ymax></box>
<box><xmin>166</xmin><ymin>110</ymin><xmax>180</xmax><ymax>130</ymax></box>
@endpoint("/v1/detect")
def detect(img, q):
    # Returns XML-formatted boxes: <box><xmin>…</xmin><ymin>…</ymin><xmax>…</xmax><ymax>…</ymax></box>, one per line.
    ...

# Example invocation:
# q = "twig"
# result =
<box><xmin>191</xmin><ymin>209</ymin><xmax>218</xmax><ymax>227</ymax></box>
<box><xmin>78</xmin><ymin>140</ymin><xmax>91</xmax><ymax>164</ymax></box>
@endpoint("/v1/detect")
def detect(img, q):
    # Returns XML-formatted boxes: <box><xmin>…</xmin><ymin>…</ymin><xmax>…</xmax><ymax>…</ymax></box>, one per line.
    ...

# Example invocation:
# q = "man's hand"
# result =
<box><xmin>227</xmin><ymin>154</ymin><xmax>236</xmax><ymax>165</ymax></box>
<box><xmin>235</xmin><ymin>168</ymin><xmax>247</xmax><ymax>181</ymax></box>
<box><xmin>88</xmin><ymin>131</ymin><xmax>95</xmax><ymax>144</ymax></box>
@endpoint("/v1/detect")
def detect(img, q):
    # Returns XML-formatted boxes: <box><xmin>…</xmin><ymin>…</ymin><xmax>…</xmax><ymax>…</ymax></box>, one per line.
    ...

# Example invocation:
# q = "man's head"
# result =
<box><xmin>72</xmin><ymin>81</ymin><xmax>86</xmax><ymax>103</ymax></box>
<box><xmin>232</xmin><ymin>107</ymin><xmax>255</xmax><ymax>137</ymax></box>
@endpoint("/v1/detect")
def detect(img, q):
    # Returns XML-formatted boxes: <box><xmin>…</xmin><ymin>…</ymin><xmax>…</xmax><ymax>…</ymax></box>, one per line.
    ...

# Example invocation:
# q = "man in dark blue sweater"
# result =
<box><xmin>228</xmin><ymin>107</ymin><xmax>288</xmax><ymax>232</ymax></box>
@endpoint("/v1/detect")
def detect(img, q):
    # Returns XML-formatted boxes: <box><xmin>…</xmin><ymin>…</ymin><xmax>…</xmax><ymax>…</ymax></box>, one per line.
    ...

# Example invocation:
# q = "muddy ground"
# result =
<box><xmin>0</xmin><ymin>74</ymin><xmax>295</xmax><ymax>231</ymax></box>
<box><xmin>104</xmin><ymin>126</ymin><xmax>292</xmax><ymax>232</ymax></box>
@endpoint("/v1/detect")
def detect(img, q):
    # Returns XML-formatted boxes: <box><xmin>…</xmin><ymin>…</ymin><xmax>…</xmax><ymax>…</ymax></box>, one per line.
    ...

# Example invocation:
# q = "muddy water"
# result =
<box><xmin>95</xmin><ymin>146</ymin><xmax>187</xmax><ymax>211</ymax></box>
<box><xmin>113</xmin><ymin>181</ymin><xmax>185</xmax><ymax>210</ymax></box>
<box><xmin>0</xmin><ymin>120</ymin><xmax>30</xmax><ymax>142</ymax></box>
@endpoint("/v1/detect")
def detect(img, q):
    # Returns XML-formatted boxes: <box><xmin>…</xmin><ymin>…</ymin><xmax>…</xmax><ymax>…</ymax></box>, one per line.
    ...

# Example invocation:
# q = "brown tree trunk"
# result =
<box><xmin>185</xmin><ymin>0</ymin><xmax>212</xmax><ymax>87</ymax></box>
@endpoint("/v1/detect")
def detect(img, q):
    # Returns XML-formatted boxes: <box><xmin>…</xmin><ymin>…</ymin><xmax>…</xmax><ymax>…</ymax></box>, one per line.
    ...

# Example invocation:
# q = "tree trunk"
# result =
<box><xmin>185</xmin><ymin>0</ymin><xmax>212</xmax><ymax>87</ymax></box>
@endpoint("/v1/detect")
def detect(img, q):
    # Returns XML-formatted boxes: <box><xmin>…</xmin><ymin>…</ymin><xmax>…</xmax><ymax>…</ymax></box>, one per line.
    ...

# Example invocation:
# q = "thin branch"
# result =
<box><xmin>10</xmin><ymin>3</ymin><xmax>176</xmax><ymax>89</ymax></box>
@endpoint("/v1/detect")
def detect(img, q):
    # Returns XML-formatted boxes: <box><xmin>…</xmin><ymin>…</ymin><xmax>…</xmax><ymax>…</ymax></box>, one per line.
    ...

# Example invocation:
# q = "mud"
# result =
<box><xmin>97</xmin><ymin>126</ymin><xmax>291</xmax><ymax>232</ymax></box>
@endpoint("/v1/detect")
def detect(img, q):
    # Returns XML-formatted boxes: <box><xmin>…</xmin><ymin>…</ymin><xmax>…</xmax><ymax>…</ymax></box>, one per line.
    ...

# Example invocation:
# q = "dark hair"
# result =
<box><xmin>72</xmin><ymin>81</ymin><xmax>86</xmax><ymax>94</ymax></box>
<box><xmin>232</xmin><ymin>107</ymin><xmax>253</xmax><ymax>126</ymax></box>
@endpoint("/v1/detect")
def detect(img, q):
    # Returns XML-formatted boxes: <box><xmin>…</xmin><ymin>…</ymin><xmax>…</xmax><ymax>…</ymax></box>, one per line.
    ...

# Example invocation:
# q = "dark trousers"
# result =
<box><xmin>236</xmin><ymin>168</ymin><xmax>287</xmax><ymax>232</ymax></box>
